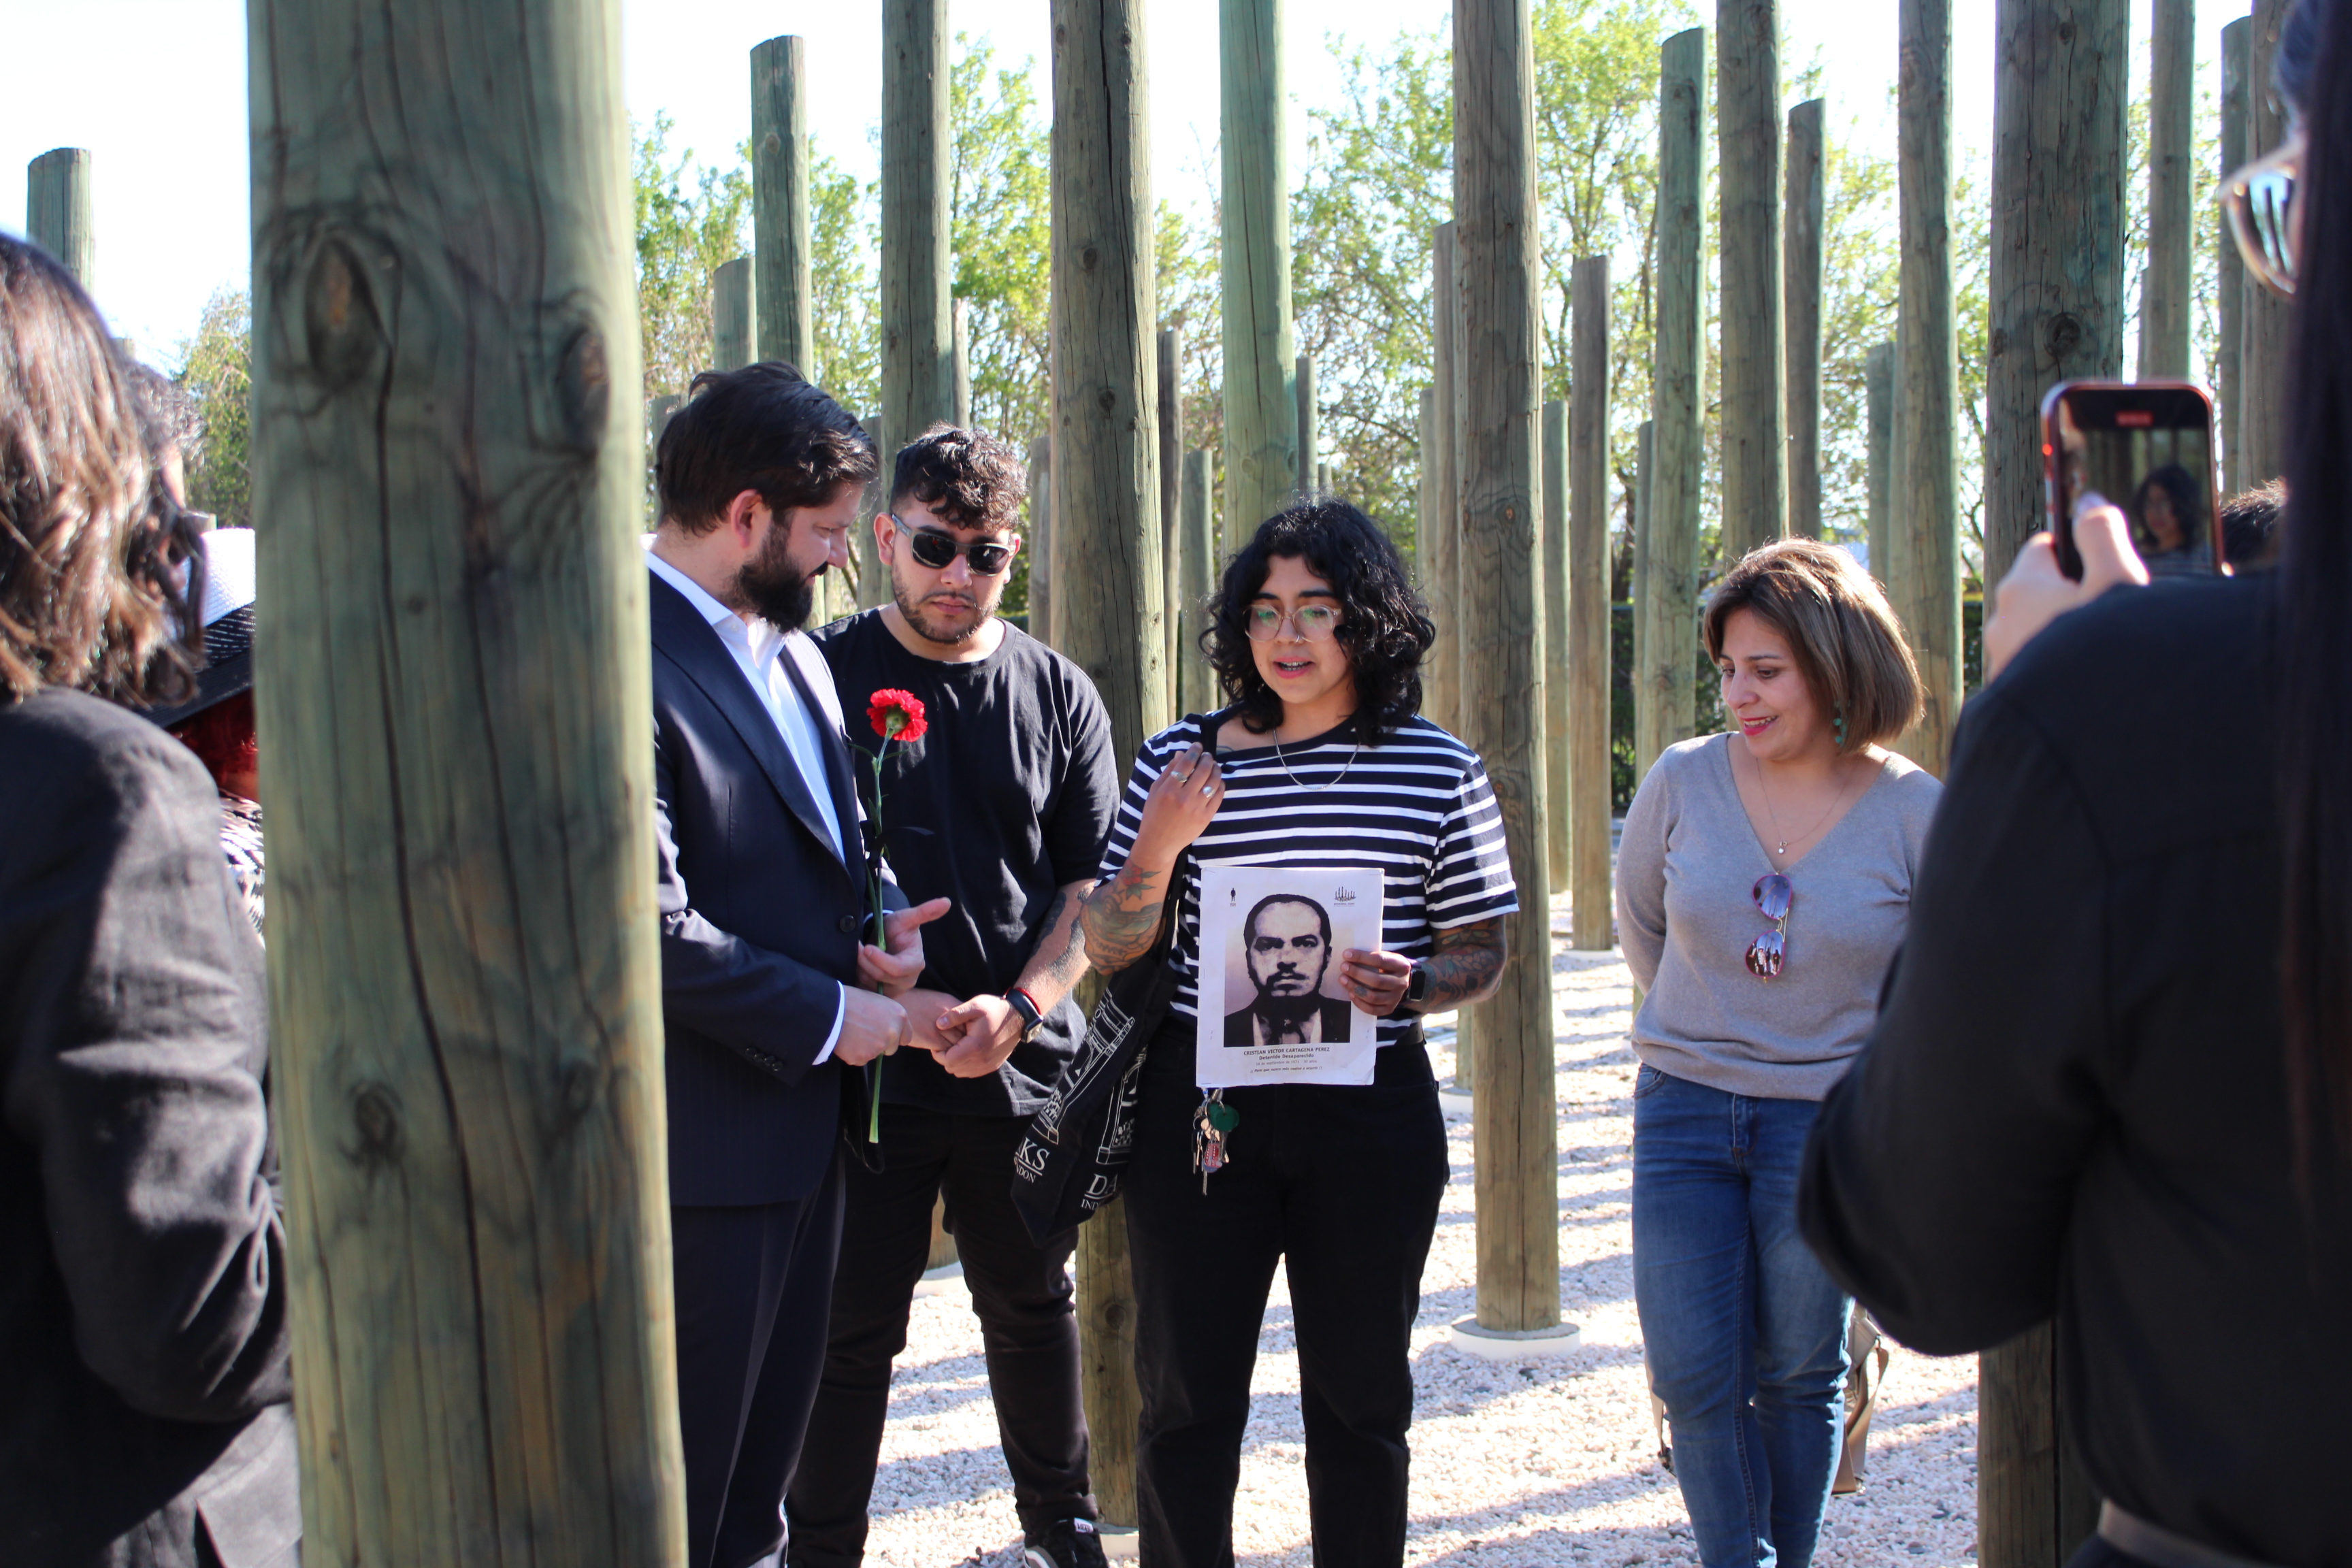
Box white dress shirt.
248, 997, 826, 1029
647, 546, 849, 1062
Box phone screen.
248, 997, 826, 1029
2042, 381, 2223, 579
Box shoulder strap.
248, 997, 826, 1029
1141, 707, 1238, 968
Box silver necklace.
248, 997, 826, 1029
1275, 734, 1361, 792
1753, 747, 1859, 858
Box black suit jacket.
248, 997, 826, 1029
1222, 998, 1356, 1048
651, 571, 891, 1205
0, 689, 297, 1568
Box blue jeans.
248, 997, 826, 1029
1631, 1064, 1850, 1568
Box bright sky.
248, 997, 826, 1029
0, 0, 2217, 371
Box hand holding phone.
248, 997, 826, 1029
1983, 502, 2151, 683
2042, 380, 2224, 580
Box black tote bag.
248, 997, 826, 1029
1011, 709, 1228, 1245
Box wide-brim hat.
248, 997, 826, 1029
148, 526, 255, 730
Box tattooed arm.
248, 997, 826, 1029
1337, 916, 1511, 1015
930, 879, 1099, 1077
1015, 880, 1096, 1012
1081, 740, 1228, 974
1080, 860, 1179, 975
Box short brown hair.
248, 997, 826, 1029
1702, 538, 1921, 751
656, 362, 877, 536
889, 424, 1028, 532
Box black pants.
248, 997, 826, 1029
673, 1151, 849, 1568
1124, 1024, 1450, 1568
785, 1103, 1094, 1565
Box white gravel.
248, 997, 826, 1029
856, 904, 1980, 1567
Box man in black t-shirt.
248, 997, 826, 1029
790, 426, 1119, 1568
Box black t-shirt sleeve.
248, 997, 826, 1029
1799, 685, 2114, 1354
1043, 668, 1121, 887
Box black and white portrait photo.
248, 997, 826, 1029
1196, 864, 1382, 1086
1224, 894, 1352, 1047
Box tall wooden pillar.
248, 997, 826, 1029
1162, 327, 1186, 706
1984, 0, 2127, 587
1028, 435, 1054, 644
1785, 99, 1825, 541
1867, 341, 1895, 585
1181, 447, 1215, 711
1541, 400, 1571, 892
1716, 0, 1786, 561
883, 0, 954, 451
1220, 0, 1298, 534
1631, 417, 1654, 735
2219, 18, 2250, 494
1568, 257, 1612, 951
2240, 0, 2292, 486
1427, 224, 1463, 732
2140, 0, 2195, 378
1296, 351, 1319, 495
26, 149, 95, 293
1455, 0, 1560, 1335
713, 257, 754, 370
1896, 0, 1963, 776
1416, 389, 1437, 583
1640, 28, 1705, 781
752, 35, 814, 374
1054, 0, 1163, 1525
858, 414, 891, 610
952, 297, 972, 427
248, 0, 684, 1558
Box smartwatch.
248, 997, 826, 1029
1004, 986, 1047, 1043
1399, 963, 1431, 1014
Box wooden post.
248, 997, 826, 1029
1867, 342, 1895, 585
712, 256, 754, 371
883, 0, 954, 448
2240, 0, 2292, 486
1161, 326, 1186, 708
1984, 0, 2127, 587
25, 148, 94, 292
1631, 417, 1654, 728
248, 0, 685, 1559
1896, 0, 1965, 777
1455, 0, 1560, 1336
1181, 447, 1215, 712
1318, 461, 1332, 493
1717, 0, 1786, 561
1640, 28, 1705, 782
857, 414, 891, 610
951, 297, 972, 427
2219, 18, 2249, 495
1541, 400, 1571, 894
1568, 258, 1610, 951
1426, 224, 1463, 732
1028, 435, 1054, 644
1785, 99, 1825, 541
1052, 0, 1162, 1526
1296, 351, 1319, 495
1220, 0, 1299, 533
2140, 0, 2195, 378
753, 35, 815, 373
1416, 389, 1436, 585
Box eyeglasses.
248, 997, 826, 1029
1245, 603, 1342, 642
2223, 132, 2301, 301
1746, 873, 1792, 980
889, 514, 1017, 576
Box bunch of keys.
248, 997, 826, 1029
1192, 1089, 1240, 1192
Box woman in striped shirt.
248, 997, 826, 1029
1081, 499, 1518, 1568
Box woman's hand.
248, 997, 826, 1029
1127, 743, 1225, 869
1339, 949, 1414, 1015
1982, 497, 2150, 684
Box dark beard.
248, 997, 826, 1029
890, 574, 994, 647
734, 534, 817, 631
1250, 987, 1323, 1024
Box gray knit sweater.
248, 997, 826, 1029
1616, 733, 1943, 1101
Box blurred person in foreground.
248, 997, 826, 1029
1797, 3, 2351, 1564
0, 235, 297, 1565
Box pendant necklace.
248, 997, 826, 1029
1275, 732, 1361, 792
1754, 749, 1858, 860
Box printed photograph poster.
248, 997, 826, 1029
1194, 864, 1384, 1088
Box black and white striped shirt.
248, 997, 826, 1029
1097, 713, 1520, 1045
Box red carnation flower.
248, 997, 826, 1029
867, 688, 928, 744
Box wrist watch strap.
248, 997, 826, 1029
1005, 986, 1046, 1041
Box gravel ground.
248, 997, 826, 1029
858, 903, 1980, 1567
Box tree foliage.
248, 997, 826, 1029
176, 287, 252, 529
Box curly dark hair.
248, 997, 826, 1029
891, 423, 1028, 530
1207, 500, 1433, 746
656, 361, 877, 534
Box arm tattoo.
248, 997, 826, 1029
1417, 917, 1509, 1012
1014, 880, 1096, 1011
1079, 861, 1175, 975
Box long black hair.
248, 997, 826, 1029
2278, 0, 2352, 1156
1205, 499, 1434, 747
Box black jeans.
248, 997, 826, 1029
785, 1102, 1093, 1565
1124, 1022, 1450, 1568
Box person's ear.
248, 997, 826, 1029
874, 512, 896, 564
724, 489, 766, 551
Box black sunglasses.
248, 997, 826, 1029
890, 514, 1017, 576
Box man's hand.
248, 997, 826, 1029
858, 896, 951, 998
1982, 497, 2149, 684
895, 987, 965, 1056
834, 986, 918, 1066
932, 993, 1027, 1079
1338, 948, 1414, 1015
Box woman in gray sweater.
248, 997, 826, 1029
1615, 539, 1942, 1568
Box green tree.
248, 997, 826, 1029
176, 287, 252, 529
634, 112, 753, 413
808, 148, 881, 417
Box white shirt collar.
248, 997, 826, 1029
645, 543, 782, 663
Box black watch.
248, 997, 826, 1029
1004, 987, 1046, 1043
1399, 963, 1431, 1014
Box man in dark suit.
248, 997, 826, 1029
1223, 894, 1352, 1047
648, 363, 949, 1568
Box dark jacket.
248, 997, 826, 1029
0, 689, 297, 1568
1223, 998, 1354, 1048
651, 572, 892, 1205
1799, 576, 2352, 1567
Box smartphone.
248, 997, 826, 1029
2041, 380, 2225, 580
